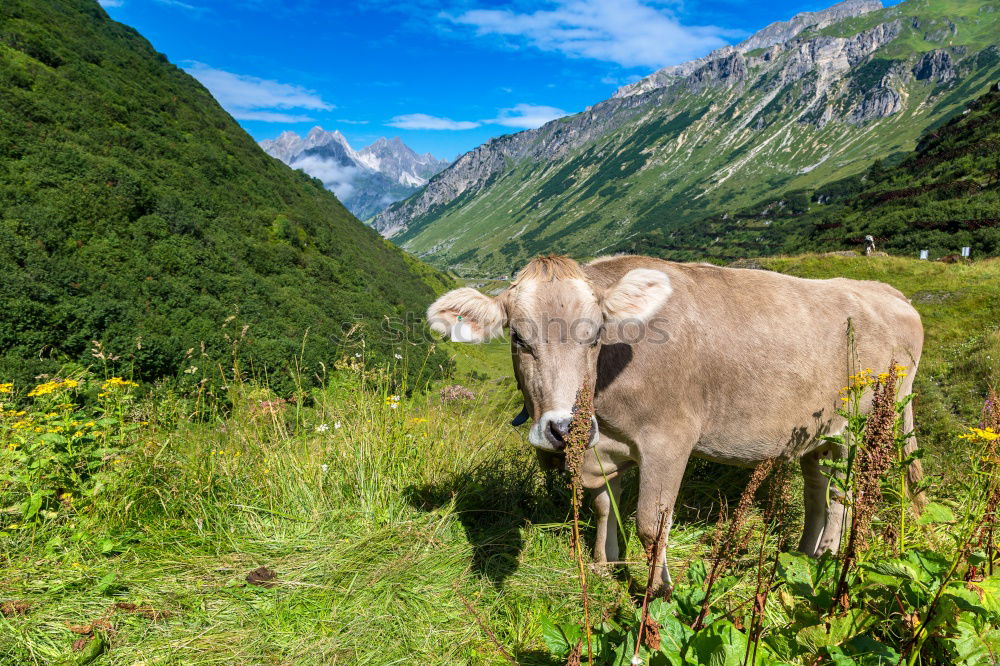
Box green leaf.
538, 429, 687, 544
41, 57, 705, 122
905, 548, 952, 582
647, 601, 693, 655
777, 551, 836, 609
917, 502, 956, 525
22, 492, 44, 520
862, 559, 920, 582
947, 617, 1000, 664
539, 615, 580, 658
94, 572, 118, 595
686, 559, 707, 587
796, 610, 874, 653
688, 620, 749, 666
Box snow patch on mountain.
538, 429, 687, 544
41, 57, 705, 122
260, 128, 449, 219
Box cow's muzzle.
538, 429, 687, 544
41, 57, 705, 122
528, 410, 599, 452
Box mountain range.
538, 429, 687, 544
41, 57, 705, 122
372, 0, 1000, 273
260, 129, 449, 220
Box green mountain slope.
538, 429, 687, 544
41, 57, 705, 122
0, 0, 449, 388
375, 0, 1000, 274
622, 86, 1000, 261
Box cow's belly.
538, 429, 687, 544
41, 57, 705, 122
692, 408, 843, 466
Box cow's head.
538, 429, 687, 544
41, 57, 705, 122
427, 255, 672, 453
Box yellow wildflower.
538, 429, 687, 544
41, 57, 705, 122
103, 377, 138, 389
0, 383, 12, 394
961, 427, 1000, 442
28, 381, 60, 397
61, 379, 79, 389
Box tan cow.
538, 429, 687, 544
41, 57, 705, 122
427, 254, 924, 594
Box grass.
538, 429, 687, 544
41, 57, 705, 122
1, 254, 997, 664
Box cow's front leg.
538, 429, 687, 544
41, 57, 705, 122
636, 453, 689, 596
590, 474, 622, 568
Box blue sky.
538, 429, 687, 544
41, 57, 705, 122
99, 0, 901, 160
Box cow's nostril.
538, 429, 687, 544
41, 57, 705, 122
547, 420, 568, 447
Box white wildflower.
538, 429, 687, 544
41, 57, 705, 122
315, 423, 329, 433
334, 421, 342, 430
394, 353, 402, 360
321, 464, 328, 473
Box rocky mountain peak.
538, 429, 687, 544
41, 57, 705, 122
260, 129, 449, 219
614, 0, 883, 99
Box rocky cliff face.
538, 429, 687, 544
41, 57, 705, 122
373, 0, 1000, 272
610, 0, 883, 99
260, 129, 448, 219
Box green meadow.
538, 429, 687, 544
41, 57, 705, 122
2, 254, 998, 665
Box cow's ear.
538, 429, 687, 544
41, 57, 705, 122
601, 268, 673, 323
427, 288, 506, 343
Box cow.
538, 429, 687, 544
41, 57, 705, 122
427, 254, 924, 594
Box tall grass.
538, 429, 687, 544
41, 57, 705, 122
1, 353, 649, 664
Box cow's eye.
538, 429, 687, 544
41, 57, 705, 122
511, 330, 529, 350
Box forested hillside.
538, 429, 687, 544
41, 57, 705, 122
622, 87, 1000, 261
0, 0, 450, 388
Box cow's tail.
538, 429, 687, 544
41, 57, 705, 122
903, 399, 927, 511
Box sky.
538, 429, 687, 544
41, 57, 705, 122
99, 0, 902, 161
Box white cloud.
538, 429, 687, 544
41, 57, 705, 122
155, 0, 201, 10
491, 103, 567, 129
384, 105, 567, 132
387, 113, 480, 130
446, 0, 741, 69
185, 62, 333, 123
338, 119, 370, 125
289, 156, 361, 201
232, 110, 317, 123
98, 0, 123, 6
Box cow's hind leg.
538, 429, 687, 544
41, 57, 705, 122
799, 443, 848, 556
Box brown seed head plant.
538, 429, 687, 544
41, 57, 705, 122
744, 460, 795, 665
982, 387, 999, 435
967, 389, 1000, 581
834, 360, 898, 612
565, 378, 594, 664
693, 458, 775, 631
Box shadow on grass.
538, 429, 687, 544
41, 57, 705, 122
513, 649, 564, 665
406, 449, 798, 589
405, 454, 571, 587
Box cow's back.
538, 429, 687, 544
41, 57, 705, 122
586, 256, 923, 465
